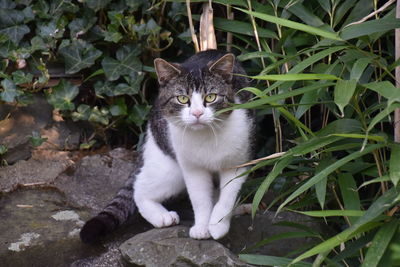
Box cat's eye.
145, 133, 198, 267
205, 93, 217, 103
177, 95, 189, 104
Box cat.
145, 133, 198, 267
80, 50, 254, 243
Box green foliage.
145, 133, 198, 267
211, 1, 400, 266
0, 0, 174, 144
1, 0, 400, 266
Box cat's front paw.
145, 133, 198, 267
189, 224, 211, 239
151, 211, 180, 228
208, 220, 230, 239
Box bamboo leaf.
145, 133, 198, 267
362, 220, 399, 267
252, 157, 292, 217
235, 8, 343, 41
251, 73, 340, 81
338, 173, 361, 225
341, 17, 400, 40
239, 254, 312, 267
367, 103, 400, 132
363, 81, 400, 107
278, 144, 386, 213
389, 144, 400, 186
350, 58, 371, 81
358, 175, 390, 189
292, 209, 365, 217
292, 187, 400, 264
334, 79, 357, 116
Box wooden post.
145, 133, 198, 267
396, 1, 400, 142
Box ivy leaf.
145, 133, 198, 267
68, 10, 97, 39
0, 40, 16, 58
115, 72, 144, 95
101, 45, 142, 81
86, 0, 111, 11
104, 30, 123, 43
0, 144, 7, 155
37, 20, 65, 40
49, 0, 78, 16
0, 0, 16, 9
0, 9, 30, 44
89, 106, 109, 125
94, 80, 114, 97
125, 0, 147, 11
71, 104, 91, 121
22, 6, 35, 23
128, 104, 151, 127
46, 79, 79, 110
0, 78, 18, 102
79, 140, 96, 150
12, 70, 33, 85
30, 36, 47, 52
29, 131, 47, 147
109, 98, 127, 116
59, 40, 102, 74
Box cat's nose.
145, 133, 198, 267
191, 109, 204, 119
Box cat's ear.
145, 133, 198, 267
208, 53, 235, 82
154, 58, 181, 85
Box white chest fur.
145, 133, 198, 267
169, 109, 251, 170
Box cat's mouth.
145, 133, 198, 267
188, 121, 207, 130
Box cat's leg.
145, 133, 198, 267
181, 164, 214, 239
134, 157, 185, 228
209, 168, 247, 239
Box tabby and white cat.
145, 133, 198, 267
80, 50, 254, 243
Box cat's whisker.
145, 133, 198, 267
208, 123, 218, 148
181, 124, 188, 146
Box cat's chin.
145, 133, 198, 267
187, 123, 208, 130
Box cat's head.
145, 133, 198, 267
154, 53, 236, 130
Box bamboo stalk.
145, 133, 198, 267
186, 0, 200, 53
396, 0, 400, 142
199, 1, 217, 51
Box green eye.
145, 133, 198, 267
205, 93, 217, 103
177, 95, 189, 104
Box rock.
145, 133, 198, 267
0, 188, 102, 266
0, 150, 74, 192
119, 226, 252, 267
54, 148, 137, 213
220, 211, 321, 256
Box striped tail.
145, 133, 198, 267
80, 173, 137, 244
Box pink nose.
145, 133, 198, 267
191, 109, 204, 119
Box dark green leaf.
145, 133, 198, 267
239, 254, 311, 267
362, 220, 399, 267
390, 144, 400, 186
334, 79, 357, 116
128, 104, 150, 127
46, 79, 79, 110
71, 104, 91, 121
29, 131, 47, 147
102, 45, 142, 81
278, 144, 386, 213
88, 106, 109, 125
0, 78, 18, 102
12, 70, 33, 85
109, 98, 127, 116
0, 144, 7, 155
341, 17, 400, 40
59, 40, 102, 74
213, 16, 277, 39
85, 0, 111, 11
